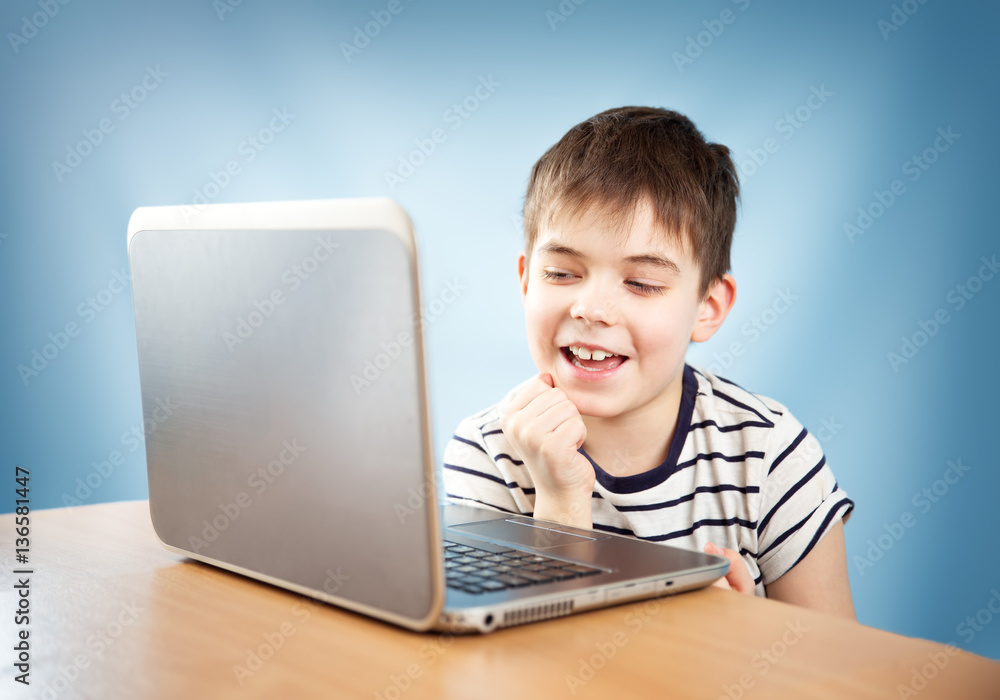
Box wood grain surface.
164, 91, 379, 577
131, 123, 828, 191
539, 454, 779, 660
1, 500, 997, 699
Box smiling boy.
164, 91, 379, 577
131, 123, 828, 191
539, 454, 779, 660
443, 107, 855, 617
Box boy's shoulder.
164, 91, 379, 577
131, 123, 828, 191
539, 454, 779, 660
451, 402, 504, 445
683, 364, 820, 458
686, 363, 792, 428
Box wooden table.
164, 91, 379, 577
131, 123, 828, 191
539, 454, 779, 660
1, 501, 997, 699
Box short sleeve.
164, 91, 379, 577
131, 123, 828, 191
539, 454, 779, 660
441, 413, 527, 515
755, 412, 854, 585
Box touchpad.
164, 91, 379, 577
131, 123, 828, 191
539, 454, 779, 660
450, 518, 611, 549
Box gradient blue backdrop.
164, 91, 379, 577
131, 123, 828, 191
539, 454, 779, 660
2, 0, 998, 661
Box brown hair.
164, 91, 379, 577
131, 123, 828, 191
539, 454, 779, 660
522, 106, 739, 297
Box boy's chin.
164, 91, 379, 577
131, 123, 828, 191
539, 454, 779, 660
561, 391, 622, 419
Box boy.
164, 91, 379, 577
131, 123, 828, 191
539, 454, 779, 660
443, 107, 855, 618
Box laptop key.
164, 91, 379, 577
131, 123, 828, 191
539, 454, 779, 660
502, 551, 534, 559
493, 574, 532, 588
477, 580, 507, 592
522, 563, 552, 572
524, 555, 564, 565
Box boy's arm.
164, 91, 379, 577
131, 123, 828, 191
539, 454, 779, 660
442, 418, 525, 515
756, 412, 855, 613
764, 519, 856, 619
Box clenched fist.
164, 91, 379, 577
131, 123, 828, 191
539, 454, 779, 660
499, 373, 595, 528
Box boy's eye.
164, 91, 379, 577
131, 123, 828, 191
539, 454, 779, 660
626, 280, 666, 295
541, 269, 574, 281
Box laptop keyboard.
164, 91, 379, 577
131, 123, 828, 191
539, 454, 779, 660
443, 540, 602, 595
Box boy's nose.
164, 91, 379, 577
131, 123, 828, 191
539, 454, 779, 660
570, 284, 618, 326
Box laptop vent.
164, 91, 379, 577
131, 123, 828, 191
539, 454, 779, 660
501, 600, 575, 628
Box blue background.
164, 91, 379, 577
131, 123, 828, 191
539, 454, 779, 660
2, 0, 998, 660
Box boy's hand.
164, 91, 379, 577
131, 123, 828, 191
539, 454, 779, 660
704, 542, 755, 595
499, 373, 595, 528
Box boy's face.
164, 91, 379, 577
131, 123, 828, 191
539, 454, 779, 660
519, 200, 732, 421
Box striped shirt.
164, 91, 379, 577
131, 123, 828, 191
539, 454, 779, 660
442, 364, 854, 596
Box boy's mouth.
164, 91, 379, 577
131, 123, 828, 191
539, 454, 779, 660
561, 345, 629, 372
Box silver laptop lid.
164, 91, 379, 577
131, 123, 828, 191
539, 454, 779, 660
127, 198, 444, 630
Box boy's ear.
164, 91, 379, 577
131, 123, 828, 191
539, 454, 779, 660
517, 251, 529, 303
691, 273, 737, 343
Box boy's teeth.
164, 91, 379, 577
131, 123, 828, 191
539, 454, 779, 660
568, 345, 614, 361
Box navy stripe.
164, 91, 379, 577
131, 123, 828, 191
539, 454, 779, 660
591, 522, 636, 537
443, 463, 506, 486
690, 366, 710, 381
615, 484, 760, 512
788, 498, 854, 570
758, 456, 826, 534
451, 435, 487, 454
768, 428, 807, 475
675, 451, 765, 472
644, 516, 757, 542
482, 428, 503, 437
712, 373, 756, 393
442, 463, 534, 493
709, 389, 775, 427
589, 365, 697, 494
689, 419, 773, 433
696, 369, 785, 418
758, 506, 815, 558
754, 573, 763, 586
494, 452, 524, 466
444, 494, 518, 514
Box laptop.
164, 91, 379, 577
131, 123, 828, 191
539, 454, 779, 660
126, 197, 728, 633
